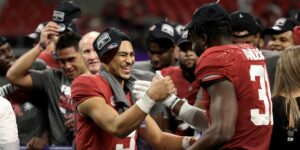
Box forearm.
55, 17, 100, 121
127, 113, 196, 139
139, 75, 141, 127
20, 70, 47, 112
106, 76, 174, 137
92, 94, 155, 138
188, 80, 237, 150
110, 105, 148, 138
6, 44, 41, 86
164, 95, 209, 131
187, 126, 229, 150
111, 93, 157, 137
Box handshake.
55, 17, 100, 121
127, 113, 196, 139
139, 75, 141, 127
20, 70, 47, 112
134, 71, 209, 132
133, 71, 181, 113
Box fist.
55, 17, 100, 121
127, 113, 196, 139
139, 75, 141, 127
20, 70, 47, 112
146, 76, 175, 102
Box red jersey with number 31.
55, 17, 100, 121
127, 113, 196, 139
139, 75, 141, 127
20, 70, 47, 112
72, 74, 137, 150
195, 44, 273, 149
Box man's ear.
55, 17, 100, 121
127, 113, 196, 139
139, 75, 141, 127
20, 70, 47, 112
198, 33, 207, 49
199, 33, 207, 46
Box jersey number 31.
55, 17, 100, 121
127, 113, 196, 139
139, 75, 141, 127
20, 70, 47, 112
250, 65, 273, 126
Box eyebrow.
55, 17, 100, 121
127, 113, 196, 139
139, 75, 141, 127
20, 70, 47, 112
118, 51, 135, 54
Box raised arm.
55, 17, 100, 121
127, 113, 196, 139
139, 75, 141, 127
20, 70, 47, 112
6, 22, 59, 88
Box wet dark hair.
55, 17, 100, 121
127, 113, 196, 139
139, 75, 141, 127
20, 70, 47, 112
56, 31, 81, 52
188, 20, 232, 42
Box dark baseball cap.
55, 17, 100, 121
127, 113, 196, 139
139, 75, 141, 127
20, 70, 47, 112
177, 30, 190, 45
148, 21, 176, 43
230, 11, 258, 37
0, 36, 8, 46
255, 18, 265, 33
28, 21, 79, 42
93, 27, 131, 59
66, 21, 80, 33
173, 23, 184, 43
52, 0, 81, 32
183, 3, 230, 31
264, 18, 299, 35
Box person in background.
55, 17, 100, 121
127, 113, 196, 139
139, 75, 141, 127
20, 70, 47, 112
0, 36, 49, 150
161, 30, 200, 135
270, 45, 300, 149
229, 10, 280, 91
7, 21, 89, 146
134, 20, 178, 72
7, 0, 84, 146
133, 20, 179, 149
264, 17, 299, 51
230, 10, 261, 46
161, 30, 199, 105
27, 1, 82, 69
0, 36, 15, 83
0, 96, 19, 150
79, 31, 101, 74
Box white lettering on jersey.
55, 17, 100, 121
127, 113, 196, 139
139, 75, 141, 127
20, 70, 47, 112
23, 102, 34, 111
249, 65, 273, 125
59, 84, 73, 114
116, 130, 136, 150
0, 84, 18, 97
61, 85, 71, 96
242, 48, 265, 61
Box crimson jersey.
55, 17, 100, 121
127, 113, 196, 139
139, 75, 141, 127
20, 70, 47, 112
161, 66, 199, 105
195, 44, 273, 149
72, 74, 137, 150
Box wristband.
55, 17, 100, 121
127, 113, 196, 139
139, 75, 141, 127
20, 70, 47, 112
136, 93, 156, 113
179, 102, 208, 131
162, 94, 180, 110
39, 42, 47, 51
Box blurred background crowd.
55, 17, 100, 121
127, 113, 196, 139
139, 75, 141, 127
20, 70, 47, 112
0, 0, 300, 58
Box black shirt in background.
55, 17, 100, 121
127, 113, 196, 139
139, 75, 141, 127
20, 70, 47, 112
270, 96, 300, 149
